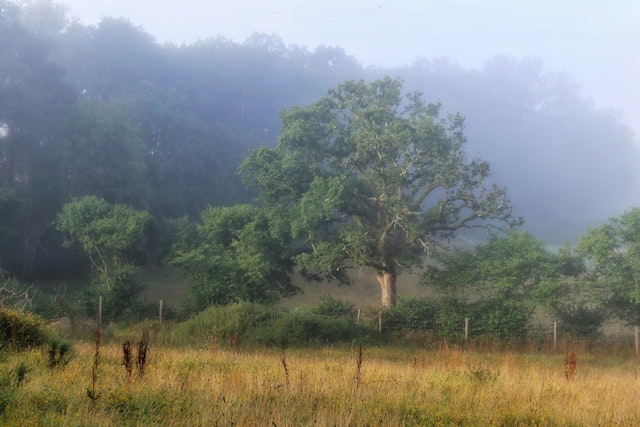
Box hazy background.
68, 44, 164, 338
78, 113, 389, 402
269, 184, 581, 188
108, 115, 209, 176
61, 0, 640, 143
2, 0, 639, 309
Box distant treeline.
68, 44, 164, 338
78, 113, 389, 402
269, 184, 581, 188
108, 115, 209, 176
0, 0, 637, 279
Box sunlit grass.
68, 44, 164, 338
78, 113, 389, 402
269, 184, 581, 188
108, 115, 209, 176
2, 338, 640, 425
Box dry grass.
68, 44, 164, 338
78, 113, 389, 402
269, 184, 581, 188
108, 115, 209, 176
2, 341, 640, 425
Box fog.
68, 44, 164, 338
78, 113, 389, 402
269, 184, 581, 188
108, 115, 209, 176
59, 0, 640, 242
2, 0, 638, 283
62, 0, 640, 142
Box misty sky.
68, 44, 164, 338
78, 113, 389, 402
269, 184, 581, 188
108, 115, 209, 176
62, 0, 640, 141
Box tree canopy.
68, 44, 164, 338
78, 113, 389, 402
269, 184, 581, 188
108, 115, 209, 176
56, 196, 151, 318
577, 208, 640, 325
170, 205, 298, 311
425, 231, 584, 337
241, 77, 520, 307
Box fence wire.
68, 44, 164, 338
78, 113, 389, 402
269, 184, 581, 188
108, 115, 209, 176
353, 309, 640, 355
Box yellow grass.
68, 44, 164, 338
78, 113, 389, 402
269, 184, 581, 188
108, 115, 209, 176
2, 340, 640, 425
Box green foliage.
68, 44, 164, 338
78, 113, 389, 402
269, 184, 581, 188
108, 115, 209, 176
436, 297, 469, 340
0, 307, 49, 349
63, 99, 147, 204
556, 305, 605, 339
470, 300, 530, 339
0, 0, 636, 294
309, 293, 357, 318
427, 231, 580, 338
247, 312, 372, 347
155, 216, 195, 264
47, 337, 72, 368
383, 296, 439, 332
14, 362, 31, 387
56, 196, 152, 319
240, 77, 518, 307
0, 0, 77, 277
0, 0, 633, 312
577, 207, 640, 325
56, 196, 151, 263
550, 273, 606, 339
170, 302, 284, 346
170, 302, 373, 347
171, 205, 297, 310
79, 281, 144, 322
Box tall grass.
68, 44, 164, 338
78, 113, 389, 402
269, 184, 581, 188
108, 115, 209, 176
2, 341, 640, 425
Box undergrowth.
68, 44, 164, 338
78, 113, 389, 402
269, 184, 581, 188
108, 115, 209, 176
169, 302, 376, 348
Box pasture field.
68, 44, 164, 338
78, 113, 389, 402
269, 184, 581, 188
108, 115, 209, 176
2, 335, 640, 426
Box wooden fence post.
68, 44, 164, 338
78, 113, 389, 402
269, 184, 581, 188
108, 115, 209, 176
553, 321, 557, 352
159, 299, 163, 325
464, 317, 469, 341
635, 326, 638, 356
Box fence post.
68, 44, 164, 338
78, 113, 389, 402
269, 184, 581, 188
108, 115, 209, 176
464, 317, 469, 341
98, 295, 102, 330
356, 309, 361, 323
159, 299, 163, 325
635, 326, 638, 356
379, 311, 382, 333
553, 321, 557, 352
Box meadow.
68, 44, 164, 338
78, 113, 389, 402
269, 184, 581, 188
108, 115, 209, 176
2, 327, 640, 426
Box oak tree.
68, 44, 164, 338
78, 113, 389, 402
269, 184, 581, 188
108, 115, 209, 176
241, 77, 519, 308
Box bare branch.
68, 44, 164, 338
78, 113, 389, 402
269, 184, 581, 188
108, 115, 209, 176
0, 281, 34, 310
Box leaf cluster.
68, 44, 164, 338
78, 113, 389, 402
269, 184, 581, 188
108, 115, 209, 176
426, 231, 585, 336
577, 207, 640, 325
171, 205, 298, 310
55, 196, 151, 319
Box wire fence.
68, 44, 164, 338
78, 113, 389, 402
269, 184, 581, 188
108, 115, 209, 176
86, 296, 640, 355
355, 308, 640, 355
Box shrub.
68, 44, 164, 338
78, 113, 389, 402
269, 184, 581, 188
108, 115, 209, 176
309, 294, 357, 319
436, 298, 469, 340
557, 306, 605, 339
171, 302, 375, 348
246, 312, 372, 347
383, 296, 439, 332
47, 337, 73, 368
170, 302, 283, 346
0, 307, 49, 349
79, 280, 144, 323
472, 300, 530, 339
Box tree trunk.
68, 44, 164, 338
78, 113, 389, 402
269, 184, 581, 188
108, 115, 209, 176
377, 271, 397, 308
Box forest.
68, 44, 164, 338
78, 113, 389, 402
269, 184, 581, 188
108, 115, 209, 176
2, 0, 640, 339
